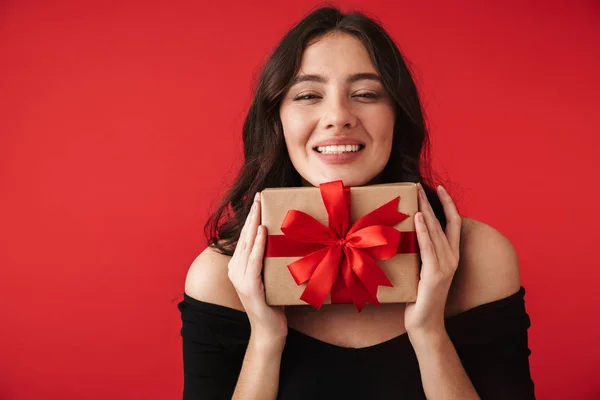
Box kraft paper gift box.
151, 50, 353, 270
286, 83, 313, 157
260, 180, 420, 311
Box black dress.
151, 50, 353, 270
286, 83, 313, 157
178, 286, 535, 399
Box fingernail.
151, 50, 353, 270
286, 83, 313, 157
438, 185, 446, 195
254, 192, 260, 201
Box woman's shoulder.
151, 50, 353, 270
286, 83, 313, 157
446, 217, 522, 317
184, 244, 246, 313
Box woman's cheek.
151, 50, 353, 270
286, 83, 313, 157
290, 113, 315, 145
368, 109, 395, 143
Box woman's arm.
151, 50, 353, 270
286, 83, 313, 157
227, 193, 288, 398
184, 193, 287, 399
232, 335, 285, 399
409, 330, 479, 399
183, 247, 286, 400
409, 307, 536, 400
405, 185, 535, 399
404, 185, 480, 398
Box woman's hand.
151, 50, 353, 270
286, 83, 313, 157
227, 192, 288, 343
404, 183, 462, 338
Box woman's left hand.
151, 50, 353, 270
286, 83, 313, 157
404, 183, 462, 338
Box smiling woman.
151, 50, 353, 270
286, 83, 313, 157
279, 33, 395, 187
179, 6, 535, 400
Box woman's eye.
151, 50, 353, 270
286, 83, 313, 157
292, 92, 380, 101
355, 92, 379, 99
293, 94, 319, 101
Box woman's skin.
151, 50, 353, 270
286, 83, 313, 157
188, 30, 520, 399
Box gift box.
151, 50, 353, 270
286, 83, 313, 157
260, 180, 420, 311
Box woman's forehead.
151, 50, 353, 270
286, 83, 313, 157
297, 36, 378, 82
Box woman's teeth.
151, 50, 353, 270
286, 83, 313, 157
315, 144, 362, 154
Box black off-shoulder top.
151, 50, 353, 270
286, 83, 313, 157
178, 286, 535, 399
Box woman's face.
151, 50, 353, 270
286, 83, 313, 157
279, 32, 395, 187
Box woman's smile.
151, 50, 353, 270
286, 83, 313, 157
312, 143, 366, 165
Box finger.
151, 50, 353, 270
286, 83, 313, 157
246, 224, 267, 280
233, 202, 253, 262
437, 185, 462, 258
231, 205, 254, 266
237, 195, 261, 274
417, 183, 447, 262
229, 211, 252, 283
416, 212, 439, 271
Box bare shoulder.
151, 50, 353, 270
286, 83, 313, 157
446, 217, 522, 315
184, 245, 246, 312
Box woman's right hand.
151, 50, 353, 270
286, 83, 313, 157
227, 192, 288, 344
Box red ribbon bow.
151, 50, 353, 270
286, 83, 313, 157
276, 180, 410, 312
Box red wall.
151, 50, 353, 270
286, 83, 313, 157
1, 1, 599, 398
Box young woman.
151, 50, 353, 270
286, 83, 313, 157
178, 6, 535, 399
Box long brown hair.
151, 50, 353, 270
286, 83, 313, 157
205, 6, 458, 256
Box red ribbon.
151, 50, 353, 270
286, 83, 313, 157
265, 180, 417, 312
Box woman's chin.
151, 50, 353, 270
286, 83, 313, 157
302, 174, 378, 188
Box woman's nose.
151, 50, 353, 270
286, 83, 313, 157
323, 97, 357, 130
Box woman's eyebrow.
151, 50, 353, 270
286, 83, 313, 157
290, 72, 382, 87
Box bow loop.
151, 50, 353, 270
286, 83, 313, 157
281, 210, 338, 244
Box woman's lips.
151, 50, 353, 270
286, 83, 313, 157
312, 147, 365, 165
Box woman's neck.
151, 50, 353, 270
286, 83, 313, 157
300, 172, 386, 188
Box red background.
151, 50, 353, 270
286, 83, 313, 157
1, 1, 599, 399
